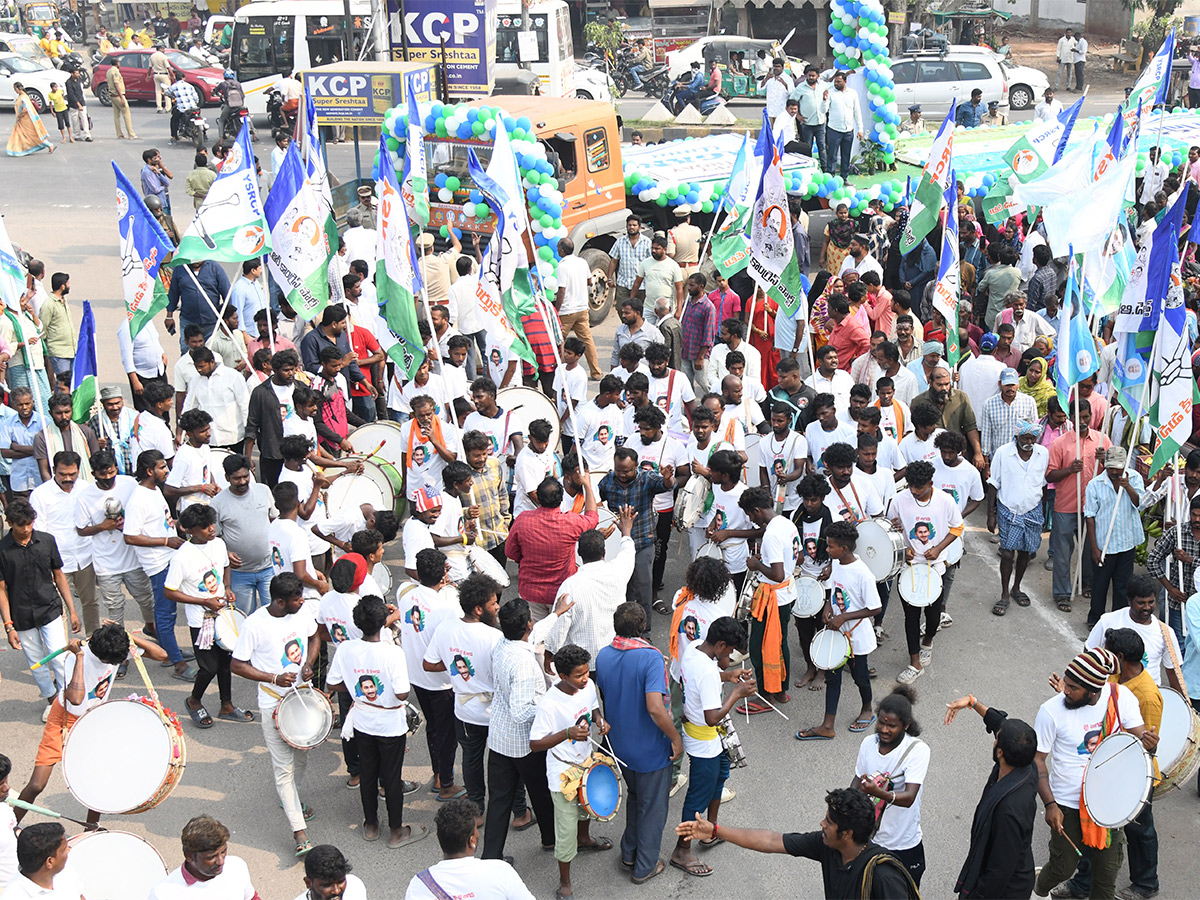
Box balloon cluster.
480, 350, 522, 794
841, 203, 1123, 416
788, 168, 907, 212
624, 167, 722, 214
826, 0, 900, 167
373, 102, 568, 296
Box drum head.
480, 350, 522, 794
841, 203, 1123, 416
275, 687, 333, 750
577, 509, 621, 565
897, 565, 942, 608
346, 422, 407, 469
810, 629, 850, 671
213, 606, 246, 652
1156, 688, 1197, 774
857, 518, 904, 581
941, 537, 964, 566
66, 831, 167, 900
358, 460, 405, 516
793, 576, 827, 618
579, 761, 621, 821
468, 544, 511, 587
63, 700, 174, 814
372, 563, 392, 595
327, 473, 387, 520
744, 434, 761, 487
1082, 732, 1153, 828
499, 386, 561, 451
696, 541, 722, 560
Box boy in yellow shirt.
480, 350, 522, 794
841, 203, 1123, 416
47, 82, 70, 143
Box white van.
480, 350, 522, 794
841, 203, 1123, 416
494, 0, 574, 98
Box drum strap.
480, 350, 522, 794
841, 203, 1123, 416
833, 481, 865, 523
415, 870, 454, 900
1161, 619, 1188, 698
126, 635, 171, 728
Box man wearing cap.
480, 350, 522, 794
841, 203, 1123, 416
351, 185, 377, 230
988, 421, 1049, 614
402, 487, 442, 580
89, 387, 138, 477
837, 234, 883, 281
1033, 648, 1158, 900
417, 230, 464, 306
980, 368, 1038, 463
667, 209, 702, 281
956, 89, 986, 128
981, 100, 1007, 127
913, 365, 985, 470
958, 333, 1006, 418
1082, 446, 1144, 628
906, 341, 947, 395
1045, 396, 1111, 614
899, 104, 925, 136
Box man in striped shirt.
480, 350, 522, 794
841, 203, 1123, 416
607, 216, 652, 316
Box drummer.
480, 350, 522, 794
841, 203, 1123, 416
14, 623, 167, 824
702, 450, 759, 602
431, 462, 480, 584
402, 487, 442, 580
400, 395, 460, 504
164, 504, 254, 729
930, 431, 983, 630
821, 442, 884, 525
795, 521, 879, 742
792, 474, 834, 693
286, 387, 366, 475
1033, 648, 1158, 900
1054, 628, 1163, 900
230, 572, 321, 857
147, 815, 259, 900
759, 406, 809, 517
463, 377, 525, 485
887, 460, 963, 686
529, 644, 612, 899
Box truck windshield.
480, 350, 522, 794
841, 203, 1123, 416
427, 140, 495, 191
495, 14, 548, 64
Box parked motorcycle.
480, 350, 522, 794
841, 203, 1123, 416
179, 107, 209, 151
59, 9, 84, 43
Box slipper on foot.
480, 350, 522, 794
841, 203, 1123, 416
631, 860, 665, 885
436, 788, 467, 802
669, 858, 713, 877
217, 707, 254, 722
849, 715, 876, 733
294, 841, 313, 857
512, 815, 537, 832
795, 729, 834, 741
187, 703, 213, 728
388, 823, 430, 850
578, 836, 612, 852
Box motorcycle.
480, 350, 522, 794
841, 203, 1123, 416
609, 48, 670, 98
59, 9, 84, 43
265, 84, 295, 134
663, 78, 726, 116
179, 107, 209, 151
54, 52, 85, 73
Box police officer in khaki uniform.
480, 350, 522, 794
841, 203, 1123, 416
416, 231, 463, 306
667, 208, 702, 291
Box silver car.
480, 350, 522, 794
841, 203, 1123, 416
890, 46, 1049, 116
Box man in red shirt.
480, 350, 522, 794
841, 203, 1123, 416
826, 293, 870, 371
505, 471, 600, 622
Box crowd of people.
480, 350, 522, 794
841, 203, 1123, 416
2, 82, 1200, 900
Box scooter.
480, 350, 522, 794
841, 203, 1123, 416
265, 85, 295, 134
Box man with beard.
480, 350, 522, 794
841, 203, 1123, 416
708, 317, 762, 392
838, 234, 884, 281
765, 357, 817, 432
646, 343, 697, 441
680, 273, 718, 395
943, 695, 1038, 900
148, 815, 259, 900
913, 367, 985, 471
1032, 649, 1158, 900
821, 442, 883, 526
760, 407, 808, 516
810, 345, 854, 417
629, 236, 683, 327
628, 406, 687, 606
825, 295, 870, 371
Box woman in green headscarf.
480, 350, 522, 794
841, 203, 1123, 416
1019, 356, 1056, 417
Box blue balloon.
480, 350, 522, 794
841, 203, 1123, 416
457, 122, 472, 139
516, 116, 533, 131
503, 116, 516, 131
470, 190, 483, 203
431, 104, 443, 118
466, 108, 478, 122
982, 174, 995, 187
689, 182, 700, 193
686, 191, 699, 203
424, 115, 436, 132
451, 227, 462, 239
435, 173, 447, 188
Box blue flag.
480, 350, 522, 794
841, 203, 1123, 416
70, 300, 97, 424
1053, 95, 1085, 163
1055, 248, 1100, 414
113, 162, 174, 339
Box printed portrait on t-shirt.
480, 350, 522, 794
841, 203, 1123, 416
1077, 727, 1102, 756
838, 505, 855, 523
804, 537, 819, 562
833, 586, 849, 614
89, 676, 111, 701
201, 569, 220, 595
452, 653, 475, 682
411, 446, 428, 467
405, 605, 425, 632
489, 348, 503, 370
772, 457, 786, 478
595, 425, 611, 446
330, 623, 348, 644
356, 674, 381, 702
911, 521, 934, 545
942, 483, 960, 506
282, 639, 303, 667
681, 615, 699, 642
271, 546, 284, 570
791, 535, 802, 569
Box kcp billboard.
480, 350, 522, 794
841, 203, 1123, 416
388, 0, 497, 97
303, 62, 437, 127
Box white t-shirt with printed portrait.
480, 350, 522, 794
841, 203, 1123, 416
829, 557, 879, 656
805, 420, 858, 473
423, 618, 502, 726
572, 399, 624, 472
855, 733, 930, 851
669, 591, 734, 681
706, 481, 750, 574
760, 514, 800, 605
399, 417, 458, 502
277, 465, 331, 556
61, 645, 121, 715
317, 590, 362, 646
396, 583, 458, 691
887, 488, 964, 574
932, 457, 985, 515
326, 638, 410, 737
630, 433, 686, 513
268, 517, 318, 594
761, 431, 809, 512
232, 605, 318, 710
648, 370, 696, 437
163, 537, 229, 628
530, 681, 599, 786
823, 471, 884, 524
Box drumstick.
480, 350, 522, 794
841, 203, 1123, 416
366, 439, 387, 460
5, 796, 98, 829
1060, 829, 1083, 857
590, 736, 627, 769
740, 662, 750, 724
753, 691, 791, 721
30, 645, 69, 671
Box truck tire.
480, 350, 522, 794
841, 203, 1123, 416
581, 247, 613, 327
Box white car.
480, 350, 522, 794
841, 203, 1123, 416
0, 50, 62, 112
574, 65, 613, 103
891, 47, 1049, 115
0, 32, 53, 69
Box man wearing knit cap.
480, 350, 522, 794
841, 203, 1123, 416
1033, 648, 1159, 899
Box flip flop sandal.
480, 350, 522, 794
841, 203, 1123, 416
652, 599, 671, 615
302, 804, 315, 821
1012, 590, 1031, 607
187, 703, 214, 729
388, 823, 430, 850
849, 715, 876, 733
631, 860, 666, 885
217, 707, 254, 722
436, 788, 468, 802
734, 699, 771, 715
361, 824, 379, 842
621, 859, 635, 870
171, 664, 198, 683
795, 729, 834, 741
512, 814, 538, 832
294, 840, 313, 857
993, 596, 1010, 616
669, 858, 713, 877
1056, 597, 1072, 613
699, 836, 724, 847
579, 836, 612, 852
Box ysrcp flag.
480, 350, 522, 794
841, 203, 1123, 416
932, 178, 961, 366
401, 72, 430, 227
113, 162, 174, 338
265, 142, 331, 322
1054, 249, 1099, 414
1002, 95, 1083, 183
1148, 185, 1193, 475
900, 99, 955, 255
748, 109, 793, 288
173, 120, 271, 265
375, 137, 426, 380
1122, 28, 1175, 125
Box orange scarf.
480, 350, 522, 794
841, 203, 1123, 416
750, 578, 790, 693
407, 415, 444, 470
668, 587, 696, 663
1080, 689, 1122, 849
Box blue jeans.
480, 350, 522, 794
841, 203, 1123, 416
230, 565, 272, 615
351, 394, 377, 424
629, 64, 646, 88
150, 566, 184, 663
1066, 799, 1157, 896
800, 122, 827, 171
1051, 510, 1093, 600
620, 764, 672, 879
682, 752, 729, 825
827, 128, 854, 178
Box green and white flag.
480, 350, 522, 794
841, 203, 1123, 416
401, 74, 430, 227
375, 136, 426, 380
710, 203, 752, 278
173, 122, 271, 265
264, 143, 332, 322
113, 163, 174, 338
899, 99, 956, 256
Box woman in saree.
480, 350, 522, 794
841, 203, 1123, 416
807, 272, 841, 353
748, 287, 781, 390
7, 83, 54, 157
820, 203, 855, 274
1019, 356, 1056, 417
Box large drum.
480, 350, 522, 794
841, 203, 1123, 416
345, 421, 406, 468
576, 508, 624, 565
674, 476, 710, 532
326, 470, 388, 522
857, 517, 907, 582
1082, 732, 1154, 828
793, 575, 827, 618
1154, 687, 1200, 797
941, 536, 964, 567
695, 541, 723, 560
897, 565, 943, 608
65, 831, 167, 900
371, 563, 393, 597
498, 385, 560, 450
467, 544, 510, 587
274, 684, 334, 750
62, 697, 186, 814
577, 758, 621, 822
357, 458, 407, 518
810, 628, 851, 671
212, 606, 246, 652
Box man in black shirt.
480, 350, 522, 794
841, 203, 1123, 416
766, 356, 817, 433
0, 497, 79, 718
675, 787, 915, 899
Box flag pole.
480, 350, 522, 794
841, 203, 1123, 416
258, 265, 275, 354
180, 265, 254, 372
1073, 395, 1084, 605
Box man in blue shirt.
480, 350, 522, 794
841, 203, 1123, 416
229, 259, 266, 333
166, 259, 231, 352
595, 601, 681, 884
2, 386, 42, 495
139, 148, 173, 215
956, 89, 985, 128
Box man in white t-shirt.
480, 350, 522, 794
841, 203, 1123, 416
1085, 575, 1184, 691
553, 338, 589, 441
646, 343, 696, 442
571, 376, 624, 474
930, 430, 983, 629
1033, 648, 1158, 900
555, 239, 603, 380
512, 419, 559, 519
822, 441, 884, 525
399, 395, 459, 503
231, 571, 320, 855
759, 407, 809, 515
147, 815, 256, 900
402, 488, 441, 579
805, 394, 858, 474
404, 800, 535, 900
703, 450, 759, 599
291, 844, 369, 900
853, 693, 930, 863
29, 451, 97, 634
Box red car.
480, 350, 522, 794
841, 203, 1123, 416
91, 48, 224, 106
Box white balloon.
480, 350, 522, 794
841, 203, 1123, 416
438, 188, 452, 202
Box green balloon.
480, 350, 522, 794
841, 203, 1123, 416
655, 195, 668, 207
472, 203, 487, 218
513, 128, 526, 139
540, 214, 553, 228
666, 187, 679, 199
435, 121, 448, 137
538, 246, 553, 260
701, 200, 713, 212
472, 121, 485, 136
445, 176, 461, 191
439, 225, 449, 237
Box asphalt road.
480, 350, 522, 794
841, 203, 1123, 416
0, 97, 1198, 900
